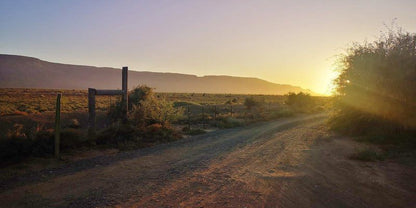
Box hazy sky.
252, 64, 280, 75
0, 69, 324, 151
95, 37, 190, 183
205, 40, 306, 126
1, 0, 416, 95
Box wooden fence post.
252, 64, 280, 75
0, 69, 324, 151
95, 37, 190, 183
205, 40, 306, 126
88, 88, 96, 139
87, 66, 128, 137
55, 93, 61, 158
230, 104, 233, 117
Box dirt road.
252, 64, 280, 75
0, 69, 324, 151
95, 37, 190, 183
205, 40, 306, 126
1, 114, 415, 208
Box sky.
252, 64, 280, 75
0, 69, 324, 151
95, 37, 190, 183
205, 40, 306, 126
1, 0, 416, 95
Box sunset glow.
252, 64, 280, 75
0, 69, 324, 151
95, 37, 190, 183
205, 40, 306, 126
1, 0, 415, 95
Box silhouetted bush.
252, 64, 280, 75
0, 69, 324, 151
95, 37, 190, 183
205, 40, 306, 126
330, 27, 416, 144
285, 92, 314, 112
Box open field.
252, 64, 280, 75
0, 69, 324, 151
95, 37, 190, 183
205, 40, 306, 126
1, 114, 415, 207
0, 88, 309, 115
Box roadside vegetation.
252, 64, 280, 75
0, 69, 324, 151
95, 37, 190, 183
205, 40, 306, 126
0, 86, 329, 165
330, 27, 416, 161
97, 86, 183, 149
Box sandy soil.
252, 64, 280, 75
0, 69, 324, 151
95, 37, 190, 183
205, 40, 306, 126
0, 114, 415, 208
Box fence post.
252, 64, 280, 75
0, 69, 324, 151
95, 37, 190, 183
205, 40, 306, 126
55, 93, 61, 158
88, 88, 96, 139
230, 104, 233, 117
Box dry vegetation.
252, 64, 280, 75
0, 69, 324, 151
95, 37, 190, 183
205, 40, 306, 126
0, 87, 329, 165
330, 28, 416, 161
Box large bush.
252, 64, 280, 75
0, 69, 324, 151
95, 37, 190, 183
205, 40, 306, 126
331, 28, 416, 138
102, 85, 183, 146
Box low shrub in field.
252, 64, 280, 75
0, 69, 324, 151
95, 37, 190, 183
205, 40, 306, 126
244, 97, 264, 111
285, 92, 314, 113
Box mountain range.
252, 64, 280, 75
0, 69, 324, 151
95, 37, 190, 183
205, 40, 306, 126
0, 54, 317, 95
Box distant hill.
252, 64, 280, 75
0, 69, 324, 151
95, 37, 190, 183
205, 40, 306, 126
0, 54, 317, 95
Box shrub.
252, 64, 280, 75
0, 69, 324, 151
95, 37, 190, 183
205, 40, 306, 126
129, 96, 183, 128
96, 122, 138, 146
142, 124, 181, 143
103, 85, 183, 148
331, 27, 416, 142
244, 97, 259, 110
285, 92, 314, 112
108, 85, 183, 127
